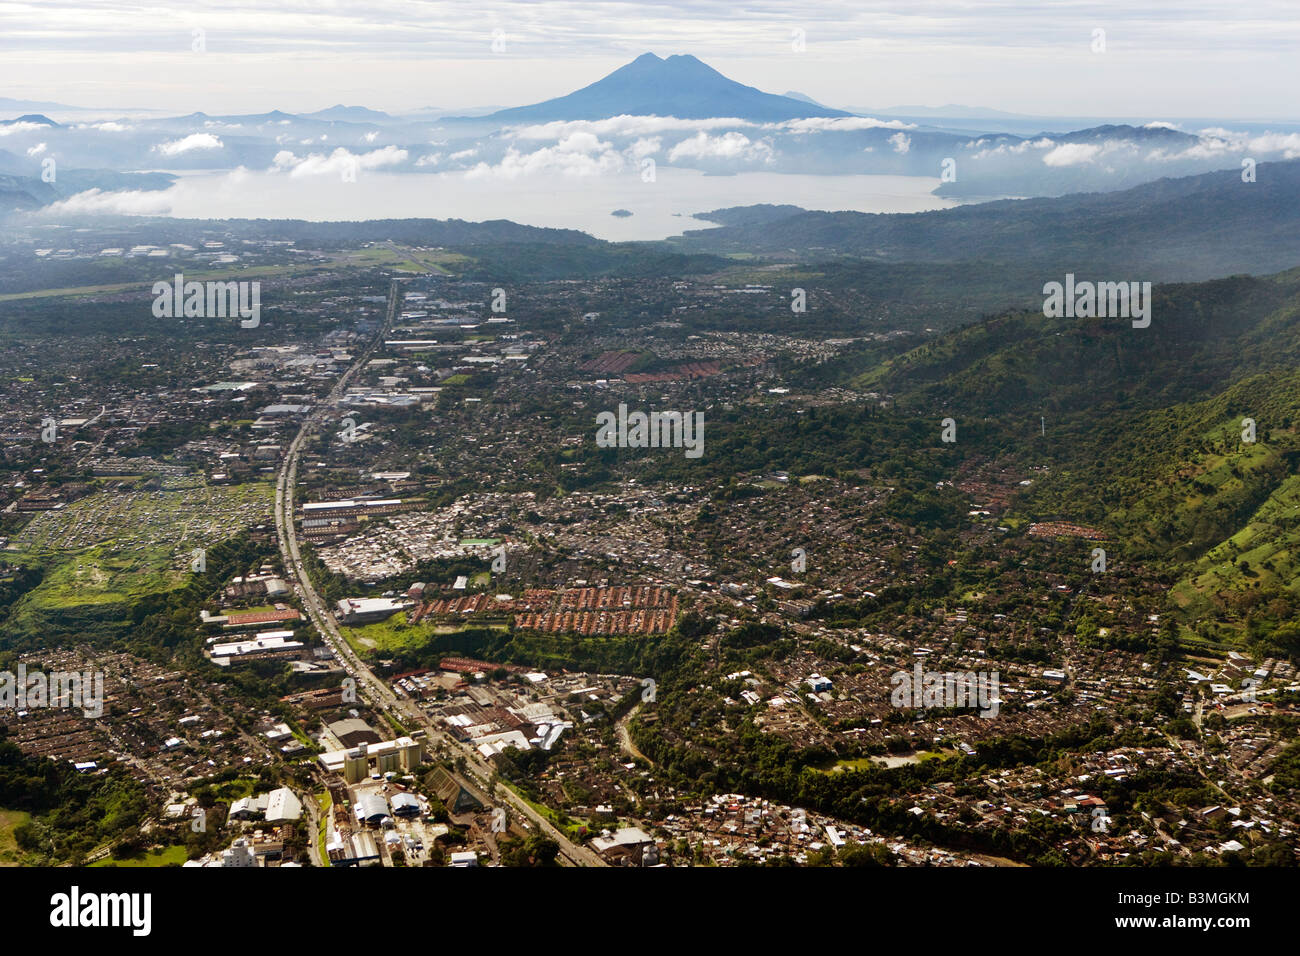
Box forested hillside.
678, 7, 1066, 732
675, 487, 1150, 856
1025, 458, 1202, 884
860, 267, 1300, 652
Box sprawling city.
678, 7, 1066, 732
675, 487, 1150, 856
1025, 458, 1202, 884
1, 0, 1293, 940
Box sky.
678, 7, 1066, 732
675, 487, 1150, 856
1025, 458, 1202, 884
1, 0, 1297, 119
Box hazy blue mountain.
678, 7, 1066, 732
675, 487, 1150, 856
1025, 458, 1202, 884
1047, 123, 1193, 146
0, 148, 26, 175
305, 104, 393, 123
0, 172, 56, 209
1, 114, 60, 127
782, 91, 836, 110
471, 53, 850, 122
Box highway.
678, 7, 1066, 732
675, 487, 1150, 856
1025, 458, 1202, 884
273, 278, 605, 867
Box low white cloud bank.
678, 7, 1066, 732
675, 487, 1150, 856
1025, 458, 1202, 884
965, 126, 1300, 169
509, 114, 914, 144
41, 188, 173, 215
1146, 128, 1300, 162
271, 145, 409, 176
154, 133, 224, 155
467, 126, 773, 177
967, 137, 1055, 160
772, 116, 914, 133
668, 130, 772, 162
465, 132, 627, 179
628, 136, 661, 159
1042, 142, 1102, 166
78, 120, 133, 132
0, 121, 52, 137
510, 115, 755, 140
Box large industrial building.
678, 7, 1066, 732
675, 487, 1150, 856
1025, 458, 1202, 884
228, 787, 303, 823
336, 596, 415, 625
208, 630, 306, 666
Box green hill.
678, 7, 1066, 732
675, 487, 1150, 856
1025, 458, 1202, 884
854, 267, 1300, 652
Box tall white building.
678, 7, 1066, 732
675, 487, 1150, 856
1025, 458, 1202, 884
221, 838, 257, 868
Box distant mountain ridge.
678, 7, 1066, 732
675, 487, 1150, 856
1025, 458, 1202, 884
1, 114, 60, 127
305, 104, 393, 123
471, 53, 850, 123
678, 159, 1300, 280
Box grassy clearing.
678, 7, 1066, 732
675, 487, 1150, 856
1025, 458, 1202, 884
0, 810, 32, 866
341, 613, 506, 654
317, 792, 332, 867
1172, 473, 1300, 617
6, 481, 274, 628
499, 782, 584, 842
817, 751, 946, 773
205, 777, 259, 802
90, 845, 188, 868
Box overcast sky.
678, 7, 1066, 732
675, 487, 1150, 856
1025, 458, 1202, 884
1, 0, 1296, 118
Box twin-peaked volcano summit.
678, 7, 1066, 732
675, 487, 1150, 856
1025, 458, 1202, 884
474, 52, 850, 123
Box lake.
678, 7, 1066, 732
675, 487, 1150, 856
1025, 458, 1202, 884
153, 168, 961, 241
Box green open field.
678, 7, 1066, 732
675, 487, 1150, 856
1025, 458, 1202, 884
23, 546, 181, 609
341, 612, 508, 654
0, 810, 31, 866
204, 777, 260, 802
500, 781, 585, 842
317, 792, 331, 867
90, 845, 188, 867
817, 751, 946, 774
1171, 472, 1300, 616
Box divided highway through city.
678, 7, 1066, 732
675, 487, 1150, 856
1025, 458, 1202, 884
274, 277, 605, 867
